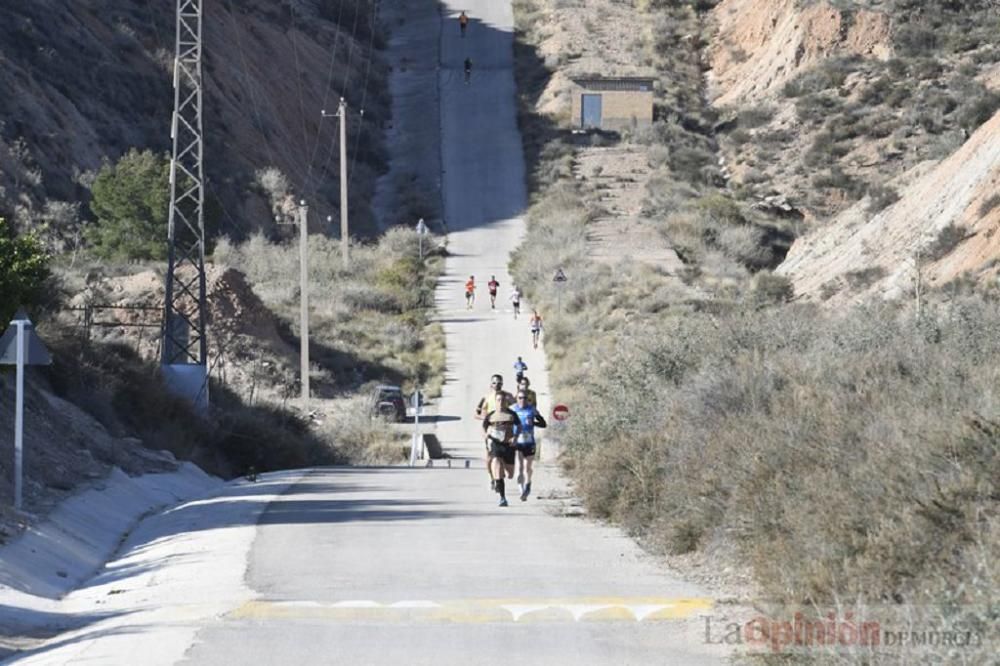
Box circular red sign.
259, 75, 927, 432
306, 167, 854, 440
552, 404, 569, 421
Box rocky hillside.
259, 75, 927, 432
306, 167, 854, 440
0, 0, 388, 249
706, 0, 1000, 299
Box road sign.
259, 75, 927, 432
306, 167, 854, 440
0, 310, 52, 366
553, 268, 567, 283
0, 310, 52, 511
552, 404, 570, 421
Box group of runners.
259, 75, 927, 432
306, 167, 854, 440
464, 275, 544, 346
475, 373, 545, 506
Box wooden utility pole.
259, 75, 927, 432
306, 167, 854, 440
299, 202, 310, 404
339, 97, 349, 267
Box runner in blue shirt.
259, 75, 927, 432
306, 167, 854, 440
513, 356, 528, 383
510, 390, 547, 501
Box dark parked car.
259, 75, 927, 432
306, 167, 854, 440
370, 384, 407, 422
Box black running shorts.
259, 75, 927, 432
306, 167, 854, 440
487, 438, 516, 465
515, 443, 536, 457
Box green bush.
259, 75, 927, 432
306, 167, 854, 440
86, 149, 171, 261
0, 217, 51, 322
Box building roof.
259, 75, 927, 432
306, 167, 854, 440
572, 77, 655, 92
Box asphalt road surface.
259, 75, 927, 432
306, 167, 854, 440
182, 1, 723, 663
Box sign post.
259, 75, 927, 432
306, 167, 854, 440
0, 310, 52, 510
415, 218, 428, 260
553, 268, 568, 313
409, 388, 422, 466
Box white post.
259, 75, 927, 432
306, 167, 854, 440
416, 218, 427, 261
14, 321, 25, 511
414, 388, 421, 459
409, 389, 421, 466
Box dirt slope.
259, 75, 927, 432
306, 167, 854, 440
778, 108, 1000, 301
708, 0, 891, 107
0, 1, 387, 242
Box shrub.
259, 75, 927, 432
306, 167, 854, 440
751, 271, 794, 304
86, 149, 171, 261
844, 265, 887, 290
737, 104, 774, 129
925, 223, 967, 260
0, 217, 51, 322
867, 184, 900, 214
979, 193, 1000, 217
956, 88, 1000, 134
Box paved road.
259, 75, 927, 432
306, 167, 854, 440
183, 1, 724, 663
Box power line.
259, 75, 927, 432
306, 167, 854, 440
305, 0, 349, 183
287, 3, 312, 155
349, 0, 379, 190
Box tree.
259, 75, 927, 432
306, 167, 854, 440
0, 217, 50, 322
86, 149, 171, 260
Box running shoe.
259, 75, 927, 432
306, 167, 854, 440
498, 498, 508, 507
525, 482, 532, 498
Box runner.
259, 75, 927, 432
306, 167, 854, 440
464, 57, 472, 85
509, 285, 521, 319
529, 310, 543, 349
465, 275, 476, 309
487, 275, 500, 310
517, 376, 537, 407
458, 10, 469, 37
482, 401, 520, 507
475, 374, 514, 489
513, 356, 527, 384
511, 391, 547, 501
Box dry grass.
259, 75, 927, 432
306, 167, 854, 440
559, 301, 999, 662
213, 227, 445, 396
510, 1, 999, 662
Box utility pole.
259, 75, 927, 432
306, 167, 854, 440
299, 201, 310, 405
339, 97, 349, 267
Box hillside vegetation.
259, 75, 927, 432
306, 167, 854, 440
0, 2, 449, 533
511, 0, 999, 661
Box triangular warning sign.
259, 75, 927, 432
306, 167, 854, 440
553, 268, 568, 283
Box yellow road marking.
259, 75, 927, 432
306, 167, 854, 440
229, 597, 713, 623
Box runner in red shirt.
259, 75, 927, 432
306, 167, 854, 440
487, 275, 500, 310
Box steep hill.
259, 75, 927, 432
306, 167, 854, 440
709, 0, 1000, 225
0, 0, 388, 248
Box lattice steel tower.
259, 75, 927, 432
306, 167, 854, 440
161, 0, 208, 406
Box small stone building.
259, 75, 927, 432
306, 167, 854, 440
570, 77, 655, 131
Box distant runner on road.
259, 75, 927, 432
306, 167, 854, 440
509, 286, 521, 318
511, 391, 546, 501
513, 356, 527, 383
465, 275, 476, 309
488, 275, 500, 309
529, 310, 543, 349
458, 10, 469, 37
464, 57, 472, 85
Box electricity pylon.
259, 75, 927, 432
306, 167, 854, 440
162, 0, 209, 407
